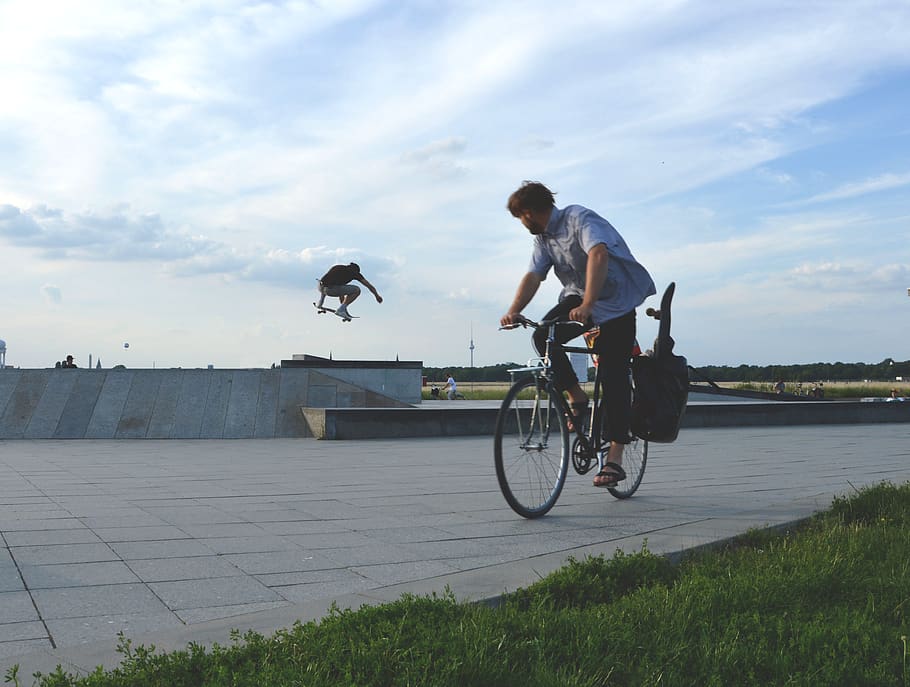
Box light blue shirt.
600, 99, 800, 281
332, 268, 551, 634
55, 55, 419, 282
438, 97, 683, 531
529, 205, 656, 323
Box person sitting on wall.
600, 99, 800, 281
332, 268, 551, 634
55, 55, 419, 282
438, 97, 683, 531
61, 355, 78, 368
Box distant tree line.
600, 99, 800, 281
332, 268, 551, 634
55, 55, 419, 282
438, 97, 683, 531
690, 358, 910, 383
423, 363, 519, 383
424, 358, 910, 384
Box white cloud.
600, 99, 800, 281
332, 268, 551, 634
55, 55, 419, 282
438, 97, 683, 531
801, 172, 910, 204
0, 203, 217, 260
786, 261, 910, 292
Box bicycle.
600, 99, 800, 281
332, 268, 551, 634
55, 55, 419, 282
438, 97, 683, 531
493, 316, 651, 518
428, 385, 466, 400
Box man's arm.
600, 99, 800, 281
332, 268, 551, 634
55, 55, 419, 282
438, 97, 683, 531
501, 272, 543, 326
569, 243, 609, 323
357, 277, 383, 303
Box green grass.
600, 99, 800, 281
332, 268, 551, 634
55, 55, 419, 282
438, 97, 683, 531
8, 482, 910, 687
421, 388, 505, 401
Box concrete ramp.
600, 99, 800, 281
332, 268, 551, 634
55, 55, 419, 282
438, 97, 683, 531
0, 367, 414, 439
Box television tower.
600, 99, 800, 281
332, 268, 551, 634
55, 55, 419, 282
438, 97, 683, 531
469, 323, 475, 391
469, 323, 475, 368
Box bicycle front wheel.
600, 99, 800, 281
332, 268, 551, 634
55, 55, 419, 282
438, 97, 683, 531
608, 435, 648, 499
494, 376, 569, 518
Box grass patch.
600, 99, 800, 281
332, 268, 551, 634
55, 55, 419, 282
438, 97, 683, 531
8, 482, 910, 686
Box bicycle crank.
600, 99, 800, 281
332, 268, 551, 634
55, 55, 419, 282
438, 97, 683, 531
571, 437, 595, 475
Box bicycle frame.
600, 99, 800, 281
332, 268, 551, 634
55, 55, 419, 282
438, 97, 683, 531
507, 318, 607, 470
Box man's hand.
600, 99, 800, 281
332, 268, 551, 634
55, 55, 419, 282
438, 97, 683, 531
502, 273, 542, 328
569, 302, 593, 323
375, 294, 383, 303
500, 312, 523, 328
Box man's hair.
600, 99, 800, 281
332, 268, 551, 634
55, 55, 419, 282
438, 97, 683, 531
507, 181, 556, 217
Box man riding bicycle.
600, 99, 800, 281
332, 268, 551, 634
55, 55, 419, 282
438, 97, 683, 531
500, 181, 655, 488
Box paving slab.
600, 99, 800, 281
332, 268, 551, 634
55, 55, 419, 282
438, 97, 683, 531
0, 424, 909, 679
19, 561, 140, 590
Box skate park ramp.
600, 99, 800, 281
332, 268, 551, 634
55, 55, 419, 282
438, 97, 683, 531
0, 365, 415, 440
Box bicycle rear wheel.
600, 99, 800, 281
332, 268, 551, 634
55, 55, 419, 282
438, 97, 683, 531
607, 436, 648, 499
494, 376, 569, 518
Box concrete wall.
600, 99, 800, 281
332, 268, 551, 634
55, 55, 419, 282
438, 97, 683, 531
0, 367, 413, 439
303, 399, 910, 439
281, 358, 422, 405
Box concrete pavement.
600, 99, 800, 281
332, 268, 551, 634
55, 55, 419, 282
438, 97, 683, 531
2, 424, 909, 677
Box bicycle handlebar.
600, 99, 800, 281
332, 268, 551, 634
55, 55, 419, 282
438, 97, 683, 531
499, 315, 585, 331
501, 305, 662, 331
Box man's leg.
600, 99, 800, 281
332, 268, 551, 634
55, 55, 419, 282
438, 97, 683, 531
591, 310, 636, 485
531, 296, 592, 417
335, 286, 361, 318
340, 285, 362, 307
335, 285, 360, 317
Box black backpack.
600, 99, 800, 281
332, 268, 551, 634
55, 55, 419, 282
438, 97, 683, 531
631, 282, 688, 443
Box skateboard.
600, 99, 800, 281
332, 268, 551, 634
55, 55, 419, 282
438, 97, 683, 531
313, 303, 359, 322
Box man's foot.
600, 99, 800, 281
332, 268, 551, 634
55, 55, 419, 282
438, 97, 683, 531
606, 441, 625, 465
593, 461, 626, 488
335, 304, 350, 318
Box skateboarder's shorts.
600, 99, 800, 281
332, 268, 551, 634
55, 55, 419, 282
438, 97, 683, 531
319, 282, 360, 297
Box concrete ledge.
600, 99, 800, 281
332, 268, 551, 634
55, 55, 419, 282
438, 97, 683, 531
682, 400, 910, 428
302, 401, 910, 439
302, 407, 497, 440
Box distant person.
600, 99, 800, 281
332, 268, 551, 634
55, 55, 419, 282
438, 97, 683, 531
55, 360, 62, 369
892, 388, 900, 399
816, 382, 824, 398
444, 372, 457, 400
774, 380, 785, 394
62, 355, 77, 368
316, 262, 383, 319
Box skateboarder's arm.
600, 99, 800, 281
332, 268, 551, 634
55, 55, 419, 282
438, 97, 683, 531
357, 276, 383, 303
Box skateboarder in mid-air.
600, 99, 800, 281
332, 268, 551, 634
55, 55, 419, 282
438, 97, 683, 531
315, 262, 383, 320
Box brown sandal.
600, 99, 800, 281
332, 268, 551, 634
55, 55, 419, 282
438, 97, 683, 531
593, 462, 626, 487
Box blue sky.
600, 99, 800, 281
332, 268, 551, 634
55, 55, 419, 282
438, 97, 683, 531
1, 0, 909, 370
